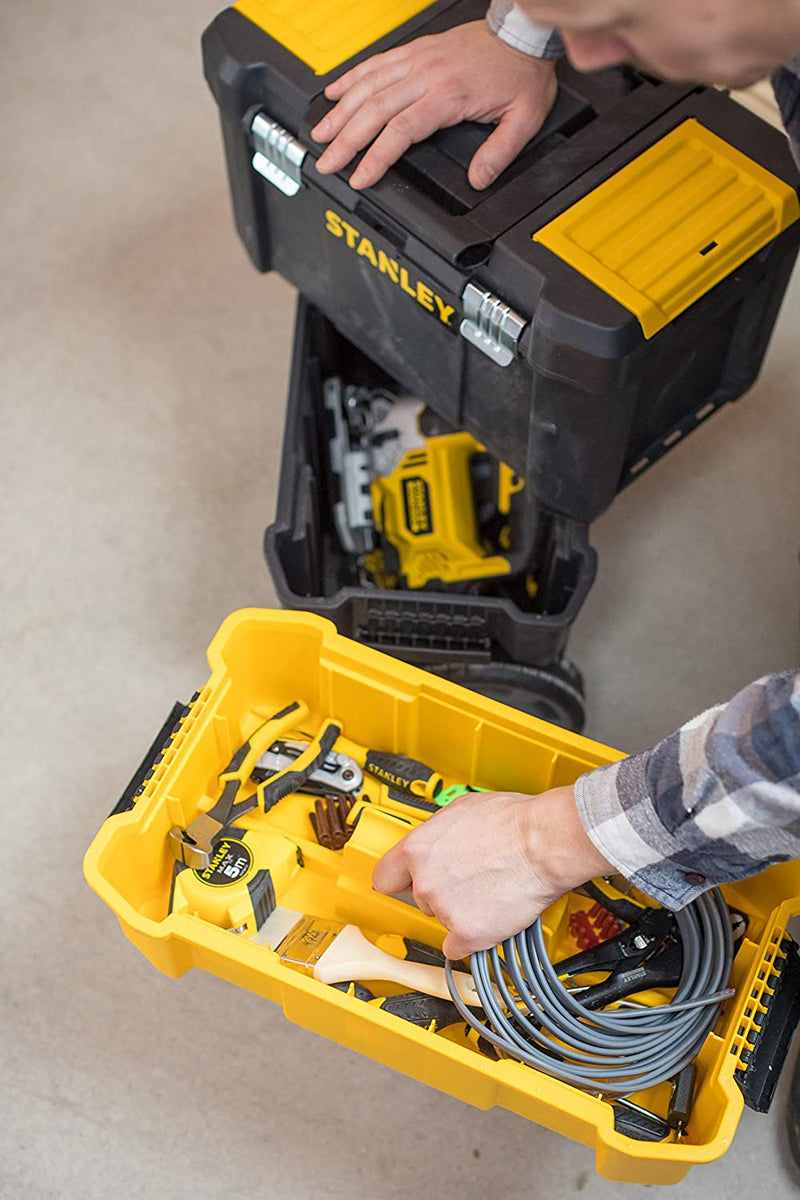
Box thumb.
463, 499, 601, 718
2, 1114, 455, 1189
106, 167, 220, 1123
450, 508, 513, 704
372, 843, 413, 895
468, 105, 540, 190
442, 929, 474, 961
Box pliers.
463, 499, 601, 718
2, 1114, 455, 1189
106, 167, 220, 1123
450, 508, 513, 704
557, 882, 683, 1009
168, 701, 341, 869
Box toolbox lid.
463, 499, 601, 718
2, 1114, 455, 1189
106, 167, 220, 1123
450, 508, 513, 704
234, 0, 437, 75
533, 118, 800, 338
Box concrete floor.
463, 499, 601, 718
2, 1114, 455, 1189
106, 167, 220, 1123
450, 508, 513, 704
2, 2, 800, 1196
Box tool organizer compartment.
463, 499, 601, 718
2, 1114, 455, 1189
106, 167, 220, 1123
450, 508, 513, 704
266, 297, 595, 678
204, 0, 800, 523
85, 610, 800, 1185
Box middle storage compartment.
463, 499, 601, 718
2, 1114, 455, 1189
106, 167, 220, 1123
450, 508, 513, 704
265, 299, 596, 729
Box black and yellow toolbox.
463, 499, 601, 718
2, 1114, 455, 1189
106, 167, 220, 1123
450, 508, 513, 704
84, 610, 800, 1184
203, 0, 799, 522
202, 0, 800, 722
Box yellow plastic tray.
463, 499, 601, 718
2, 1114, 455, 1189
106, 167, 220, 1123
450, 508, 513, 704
84, 609, 800, 1184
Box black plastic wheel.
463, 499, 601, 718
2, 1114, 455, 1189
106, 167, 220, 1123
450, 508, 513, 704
431, 659, 586, 733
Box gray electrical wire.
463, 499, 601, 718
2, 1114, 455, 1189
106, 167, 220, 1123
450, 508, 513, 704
445, 887, 734, 1093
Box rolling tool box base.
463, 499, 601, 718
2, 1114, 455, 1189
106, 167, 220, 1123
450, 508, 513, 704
265, 297, 595, 727
85, 610, 800, 1185
203, 0, 800, 525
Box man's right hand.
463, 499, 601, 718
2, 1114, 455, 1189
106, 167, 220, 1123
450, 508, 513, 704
372, 785, 613, 961
312, 21, 558, 191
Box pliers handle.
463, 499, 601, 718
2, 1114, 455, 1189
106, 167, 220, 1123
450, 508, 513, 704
578, 938, 683, 1009
582, 879, 647, 927
168, 702, 341, 868
556, 908, 677, 977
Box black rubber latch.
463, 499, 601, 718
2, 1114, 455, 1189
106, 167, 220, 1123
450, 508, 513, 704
108, 701, 188, 818
736, 937, 800, 1113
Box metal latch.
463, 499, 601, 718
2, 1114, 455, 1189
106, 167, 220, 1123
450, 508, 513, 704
250, 112, 307, 197
459, 283, 527, 367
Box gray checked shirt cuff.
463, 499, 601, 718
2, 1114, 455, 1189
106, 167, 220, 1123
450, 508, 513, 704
486, 1, 565, 59
574, 671, 800, 909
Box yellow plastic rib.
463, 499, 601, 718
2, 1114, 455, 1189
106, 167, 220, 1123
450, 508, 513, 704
533, 119, 800, 338
235, 0, 437, 75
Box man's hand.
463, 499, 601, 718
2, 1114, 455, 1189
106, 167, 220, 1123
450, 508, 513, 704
372, 785, 613, 960
312, 21, 557, 191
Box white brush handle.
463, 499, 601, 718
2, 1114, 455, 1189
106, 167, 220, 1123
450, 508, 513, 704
314, 924, 480, 1006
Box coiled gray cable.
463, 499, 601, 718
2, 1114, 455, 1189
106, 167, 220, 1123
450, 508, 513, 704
445, 887, 734, 1093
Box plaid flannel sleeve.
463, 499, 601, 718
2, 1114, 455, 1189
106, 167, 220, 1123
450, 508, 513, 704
574, 671, 800, 908
486, 1, 565, 58
772, 58, 800, 168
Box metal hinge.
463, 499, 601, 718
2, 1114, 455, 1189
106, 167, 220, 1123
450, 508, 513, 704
459, 283, 527, 367
250, 112, 307, 197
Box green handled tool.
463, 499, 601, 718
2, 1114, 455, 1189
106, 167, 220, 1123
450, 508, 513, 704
435, 784, 490, 808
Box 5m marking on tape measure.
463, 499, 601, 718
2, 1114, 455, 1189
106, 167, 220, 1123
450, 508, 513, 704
323, 209, 455, 328
194, 838, 253, 886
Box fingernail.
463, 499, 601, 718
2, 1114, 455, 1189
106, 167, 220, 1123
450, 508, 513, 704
479, 165, 496, 188
349, 169, 366, 189
312, 119, 329, 140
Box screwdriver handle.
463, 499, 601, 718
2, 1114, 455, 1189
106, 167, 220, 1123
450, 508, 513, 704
386, 788, 440, 814
364, 751, 443, 800
333, 983, 464, 1030
668, 1063, 697, 1130
612, 1103, 670, 1142
376, 992, 461, 1029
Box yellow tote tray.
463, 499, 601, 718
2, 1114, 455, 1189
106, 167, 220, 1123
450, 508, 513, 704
84, 609, 800, 1184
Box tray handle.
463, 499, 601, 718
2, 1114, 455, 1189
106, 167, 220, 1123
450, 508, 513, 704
108, 700, 191, 819
736, 936, 800, 1113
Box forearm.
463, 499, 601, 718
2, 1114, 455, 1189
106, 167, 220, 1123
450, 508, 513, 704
486, 0, 564, 58
575, 670, 800, 907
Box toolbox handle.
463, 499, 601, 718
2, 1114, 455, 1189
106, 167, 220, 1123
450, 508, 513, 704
304, 77, 596, 234
108, 701, 189, 819
353, 198, 407, 252
735, 936, 800, 1113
